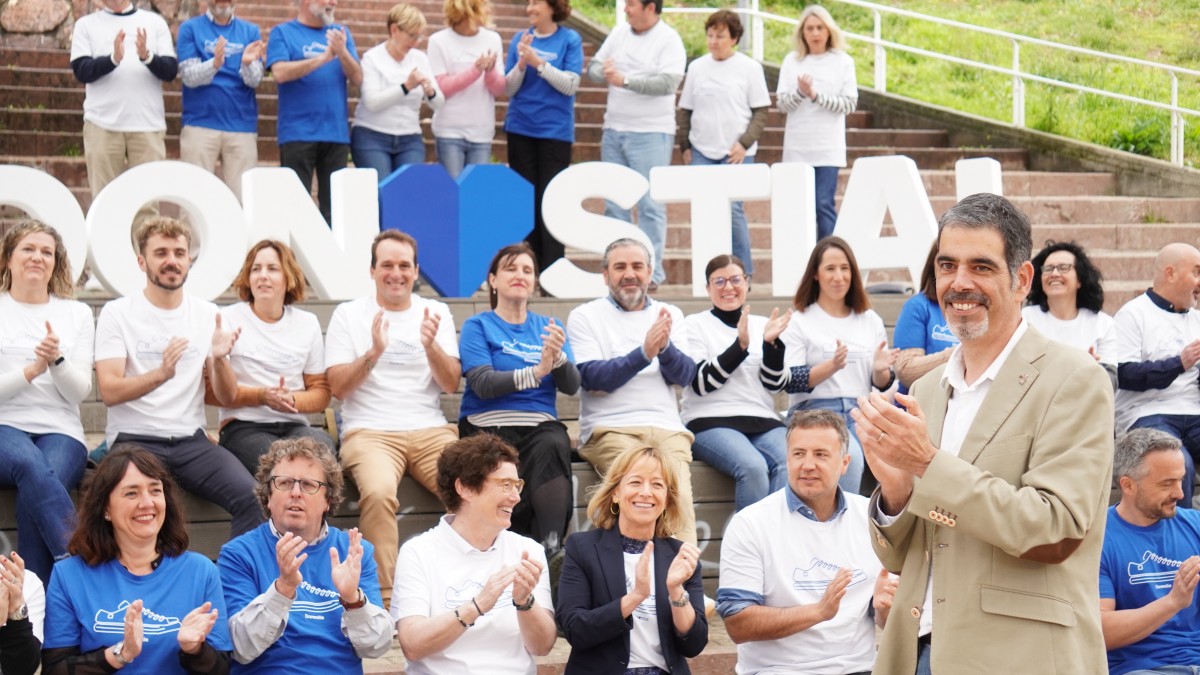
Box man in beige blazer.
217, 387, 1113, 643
852, 193, 1114, 674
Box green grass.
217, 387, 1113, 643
575, 0, 1200, 165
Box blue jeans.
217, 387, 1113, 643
351, 126, 426, 181
689, 150, 755, 276
788, 398, 866, 495
601, 129, 673, 285
814, 165, 840, 240
0, 426, 86, 585
435, 137, 491, 178
691, 426, 786, 511
915, 638, 932, 675
1126, 667, 1200, 674
1130, 414, 1200, 508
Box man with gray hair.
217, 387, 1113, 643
567, 237, 698, 545
717, 409, 893, 674
853, 193, 1114, 673
1100, 428, 1200, 674
1112, 242, 1200, 509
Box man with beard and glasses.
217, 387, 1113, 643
1100, 428, 1200, 675
266, 0, 362, 225
851, 193, 1114, 674
95, 217, 264, 538
566, 237, 700, 547
1113, 243, 1200, 510
177, 0, 265, 204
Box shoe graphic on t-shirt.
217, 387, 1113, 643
792, 558, 868, 591
444, 580, 484, 610
1128, 550, 1180, 585
0, 335, 37, 360
94, 600, 181, 635
136, 337, 201, 363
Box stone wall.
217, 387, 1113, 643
0, 0, 197, 49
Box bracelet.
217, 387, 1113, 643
401, 83, 409, 95
454, 607, 474, 628
471, 598, 483, 616
669, 591, 689, 608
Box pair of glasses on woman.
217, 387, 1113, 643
1041, 263, 1075, 275
710, 274, 750, 289
487, 477, 526, 494
269, 476, 329, 494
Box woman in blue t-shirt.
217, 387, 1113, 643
502, 0, 583, 268
42, 446, 231, 674
458, 243, 580, 559
893, 243, 958, 395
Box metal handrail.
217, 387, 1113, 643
625, 0, 1199, 165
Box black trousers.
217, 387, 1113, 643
506, 131, 572, 267
279, 141, 350, 226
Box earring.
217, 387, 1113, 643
610, 502, 619, 515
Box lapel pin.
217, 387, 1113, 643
1017, 374, 1028, 386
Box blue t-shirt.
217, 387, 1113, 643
892, 293, 958, 395
44, 552, 232, 673
218, 521, 384, 674
177, 14, 261, 133
503, 26, 583, 143
458, 310, 575, 418
266, 20, 358, 145
1100, 506, 1200, 674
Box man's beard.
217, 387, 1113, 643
148, 265, 188, 291
943, 290, 990, 341
308, 1, 335, 26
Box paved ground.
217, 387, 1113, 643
365, 613, 736, 674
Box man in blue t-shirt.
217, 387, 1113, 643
266, 0, 361, 225
1101, 428, 1200, 675
177, 0, 264, 203
218, 436, 392, 673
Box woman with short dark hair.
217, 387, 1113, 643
394, 434, 557, 674
209, 239, 334, 475
42, 445, 231, 674
780, 236, 897, 494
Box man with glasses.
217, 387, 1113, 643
218, 436, 393, 673
1113, 242, 1200, 509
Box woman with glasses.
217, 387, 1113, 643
457, 243, 579, 562
556, 444, 707, 675
680, 254, 792, 511
1024, 240, 1116, 386
42, 445, 231, 674
209, 240, 334, 476
353, 3, 445, 178
780, 236, 897, 495
394, 434, 556, 674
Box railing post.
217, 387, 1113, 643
751, 0, 763, 62
1171, 74, 1183, 166
873, 10, 885, 92
1012, 40, 1024, 127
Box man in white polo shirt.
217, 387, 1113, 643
325, 229, 461, 608
587, 0, 685, 290
567, 237, 697, 545
70, 0, 176, 214
718, 409, 891, 675
1113, 242, 1200, 509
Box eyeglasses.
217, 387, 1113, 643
1041, 263, 1075, 275
269, 476, 328, 495
711, 274, 749, 289
487, 477, 525, 494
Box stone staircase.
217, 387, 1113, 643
6, 0, 1200, 313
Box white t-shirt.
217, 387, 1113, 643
1021, 306, 1115, 364
782, 304, 888, 408
427, 27, 503, 143
1113, 293, 1200, 431
679, 309, 778, 424
324, 295, 458, 432
623, 550, 669, 671
719, 489, 880, 675
69, 8, 175, 132
594, 20, 685, 134
217, 302, 325, 426
0, 294, 95, 443
567, 298, 687, 442
355, 44, 442, 137
392, 515, 552, 675
777, 50, 856, 167
95, 293, 216, 444
678, 52, 771, 159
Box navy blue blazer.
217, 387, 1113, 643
556, 526, 708, 674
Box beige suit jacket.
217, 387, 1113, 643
869, 327, 1114, 674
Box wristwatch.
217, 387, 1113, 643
513, 594, 536, 611
52, 355, 66, 367
536, 61, 548, 75
8, 604, 27, 621
669, 591, 689, 608
340, 587, 366, 610
111, 641, 130, 666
